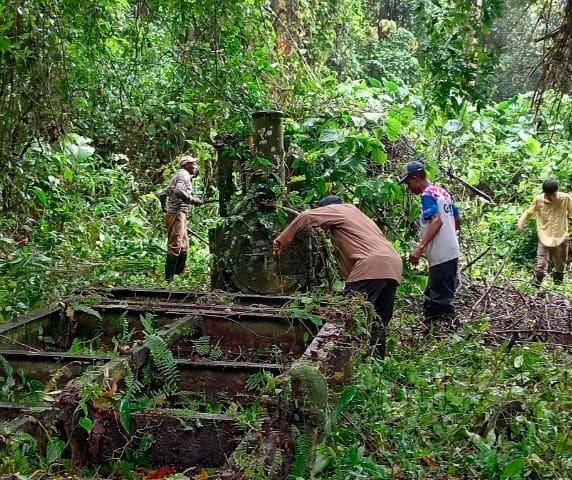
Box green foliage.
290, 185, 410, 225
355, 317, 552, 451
191, 335, 223, 360
290, 426, 314, 479
0, 354, 45, 405
319, 324, 572, 479
245, 371, 276, 394
0, 427, 38, 475
144, 333, 179, 397
415, 0, 504, 114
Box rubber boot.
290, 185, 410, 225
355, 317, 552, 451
174, 251, 188, 275
553, 272, 564, 285
533, 270, 545, 287
165, 254, 179, 282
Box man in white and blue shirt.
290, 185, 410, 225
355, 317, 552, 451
399, 161, 461, 327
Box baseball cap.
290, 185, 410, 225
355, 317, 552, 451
398, 161, 425, 184
179, 155, 198, 167
316, 195, 343, 207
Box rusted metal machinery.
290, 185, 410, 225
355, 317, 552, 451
0, 288, 370, 478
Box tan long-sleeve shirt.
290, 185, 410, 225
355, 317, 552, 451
518, 192, 572, 247
276, 204, 403, 283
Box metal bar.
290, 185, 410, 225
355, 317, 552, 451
92, 303, 294, 322
175, 359, 283, 371
94, 287, 294, 305
0, 350, 112, 362
0, 305, 61, 335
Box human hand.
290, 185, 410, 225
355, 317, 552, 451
409, 246, 423, 265
272, 239, 284, 256
516, 222, 524, 233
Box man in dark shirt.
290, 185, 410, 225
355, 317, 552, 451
273, 196, 402, 356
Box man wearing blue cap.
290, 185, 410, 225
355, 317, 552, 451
399, 161, 461, 329
273, 196, 403, 356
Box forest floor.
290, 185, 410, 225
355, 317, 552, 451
318, 280, 571, 479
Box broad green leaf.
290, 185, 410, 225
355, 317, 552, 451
502, 457, 526, 478
0, 36, 11, 51
324, 146, 340, 157
371, 149, 388, 164
513, 355, 523, 368
119, 399, 131, 431
255, 156, 273, 166
467, 168, 481, 185
72, 303, 102, 320
472, 119, 486, 133
79, 416, 93, 433
303, 118, 320, 128
33, 188, 48, 206
363, 112, 382, 123
62, 142, 95, 161
444, 119, 463, 133
310, 315, 323, 326
396, 106, 414, 125
314, 177, 327, 196
385, 118, 401, 141
318, 129, 342, 143
46, 439, 65, 463
351, 116, 366, 128
62, 167, 74, 182
523, 137, 541, 155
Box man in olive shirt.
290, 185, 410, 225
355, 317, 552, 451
517, 178, 572, 285
273, 196, 403, 356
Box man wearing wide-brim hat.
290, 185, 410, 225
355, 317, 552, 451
399, 160, 461, 330
164, 155, 203, 282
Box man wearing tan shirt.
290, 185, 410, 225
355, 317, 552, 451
517, 178, 572, 285
273, 196, 403, 356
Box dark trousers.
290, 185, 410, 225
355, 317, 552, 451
345, 278, 398, 356
423, 258, 458, 318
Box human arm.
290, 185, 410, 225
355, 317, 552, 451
409, 215, 443, 264
453, 204, 461, 231
172, 172, 203, 205
175, 190, 203, 206
409, 194, 444, 265
273, 206, 344, 255
517, 200, 537, 232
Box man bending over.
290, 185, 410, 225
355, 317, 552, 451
272, 196, 402, 357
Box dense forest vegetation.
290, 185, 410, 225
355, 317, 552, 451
0, 0, 571, 478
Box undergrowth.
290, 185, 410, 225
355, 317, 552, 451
317, 322, 572, 479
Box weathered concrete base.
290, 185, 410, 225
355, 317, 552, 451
0, 289, 367, 477
77, 409, 241, 467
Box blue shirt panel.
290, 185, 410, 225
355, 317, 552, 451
421, 194, 439, 220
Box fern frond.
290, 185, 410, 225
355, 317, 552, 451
192, 336, 211, 356
123, 364, 143, 400
145, 333, 179, 395
289, 427, 313, 479
140, 313, 156, 335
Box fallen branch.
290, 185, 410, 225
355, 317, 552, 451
462, 246, 493, 272
445, 168, 494, 203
